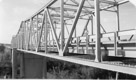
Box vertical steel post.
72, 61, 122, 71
49, 30, 51, 50
19, 35, 20, 49
43, 12, 50, 74
36, 15, 39, 51
117, 5, 120, 32
20, 33, 23, 49
38, 14, 48, 77
21, 23, 22, 49
25, 21, 28, 50
45, 12, 48, 53
60, 0, 65, 56
77, 37, 79, 53
25, 22, 27, 50
114, 32, 118, 56
16, 37, 18, 48
91, 15, 94, 54
19, 34, 20, 49
18, 35, 19, 49
22, 22, 25, 49
91, 15, 93, 36
26, 21, 28, 50
21, 34, 22, 49
29, 20, 33, 50
115, 5, 120, 56
22, 23, 24, 49
18, 35, 21, 49
94, 0, 101, 62
116, 5, 120, 43
86, 34, 89, 54
27, 19, 33, 50
23, 22, 25, 49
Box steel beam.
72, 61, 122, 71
70, 0, 93, 15
81, 17, 90, 36
64, 3, 94, 9
49, 7, 93, 14
62, 0, 85, 55
101, 0, 129, 11
46, 8, 60, 51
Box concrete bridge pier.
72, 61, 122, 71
12, 48, 47, 79
12, 48, 18, 78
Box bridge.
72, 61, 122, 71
11, 0, 136, 79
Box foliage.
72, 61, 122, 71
3, 48, 11, 61
0, 44, 11, 63
0, 44, 12, 78
0, 44, 5, 53
0, 44, 11, 62
47, 59, 136, 79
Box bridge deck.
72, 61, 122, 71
19, 49, 136, 76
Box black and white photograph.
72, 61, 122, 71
0, 0, 136, 79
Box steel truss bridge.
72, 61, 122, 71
11, 0, 136, 79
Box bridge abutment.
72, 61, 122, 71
12, 49, 47, 79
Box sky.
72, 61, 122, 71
0, 0, 50, 44
0, 0, 136, 44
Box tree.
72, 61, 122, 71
0, 44, 11, 61
0, 44, 5, 53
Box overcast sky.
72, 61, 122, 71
0, 0, 50, 44
0, 0, 136, 44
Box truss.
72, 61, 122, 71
11, 0, 136, 64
